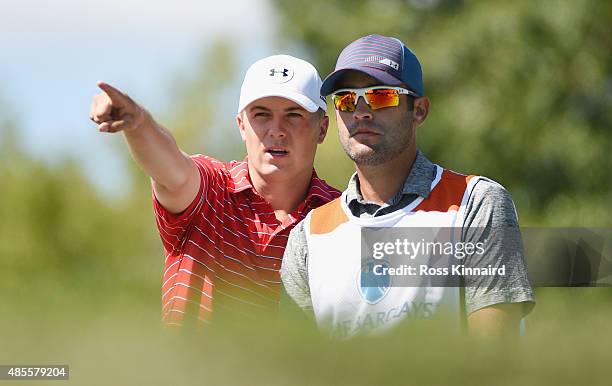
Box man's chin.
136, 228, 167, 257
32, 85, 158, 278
346, 149, 391, 166
345, 145, 376, 161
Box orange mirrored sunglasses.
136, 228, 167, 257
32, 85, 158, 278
332, 86, 418, 112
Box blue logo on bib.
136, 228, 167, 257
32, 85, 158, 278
359, 260, 391, 304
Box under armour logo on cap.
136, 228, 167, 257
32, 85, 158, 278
268, 66, 294, 83
378, 58, 400, 70
269, 68, 289, 77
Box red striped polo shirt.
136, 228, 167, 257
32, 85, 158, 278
153, 154, 340, 326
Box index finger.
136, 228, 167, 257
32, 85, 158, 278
97, 81, 129, 106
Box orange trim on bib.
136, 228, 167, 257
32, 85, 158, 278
310, 198, 348, 235
414, 170, 474, 213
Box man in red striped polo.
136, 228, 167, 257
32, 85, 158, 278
90, 55, 340, 326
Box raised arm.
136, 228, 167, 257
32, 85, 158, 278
90, 81, 200, 213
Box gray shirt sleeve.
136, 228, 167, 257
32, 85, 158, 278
280, 221, 314, 313
462, 179, 536, 315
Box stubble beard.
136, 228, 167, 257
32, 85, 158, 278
340, 117, 414, 166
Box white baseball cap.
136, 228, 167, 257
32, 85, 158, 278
238, 54, 327, 114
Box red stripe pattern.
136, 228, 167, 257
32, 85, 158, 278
153, 155, 340, 326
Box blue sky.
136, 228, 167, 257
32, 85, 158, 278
0, 0, 277, 195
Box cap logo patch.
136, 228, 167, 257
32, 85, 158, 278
268, 66, 294, 83
379, 58, 399, 70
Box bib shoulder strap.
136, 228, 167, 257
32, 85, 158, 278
309, 198, 348, 235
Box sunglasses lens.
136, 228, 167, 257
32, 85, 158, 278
333, 88, 402, 111
365, 89, 400, 110
333, 92, 357, 112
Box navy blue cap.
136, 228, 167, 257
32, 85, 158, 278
321, 35, 424, 96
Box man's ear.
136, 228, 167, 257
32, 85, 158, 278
317, 114, 329, 144
236, 111, 247, 141
413, 96, 430, 124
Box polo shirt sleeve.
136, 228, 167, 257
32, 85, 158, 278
461, 179, 536, 316
280, 221, 314, 314
152, 155, 219, 254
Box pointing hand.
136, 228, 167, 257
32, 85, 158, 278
90, 81, 148, 133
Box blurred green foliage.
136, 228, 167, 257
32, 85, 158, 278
1, 1, 611, 384
0, 117, 161, 314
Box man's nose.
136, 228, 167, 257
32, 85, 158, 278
353, 97, 373, 120
267, 117, 288, 138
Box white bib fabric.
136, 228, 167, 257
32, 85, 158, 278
305, 166, 486, 338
